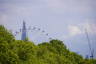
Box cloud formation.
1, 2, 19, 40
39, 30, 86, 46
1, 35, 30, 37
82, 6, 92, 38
84, 22, 96, 35
68, 25, 82, 36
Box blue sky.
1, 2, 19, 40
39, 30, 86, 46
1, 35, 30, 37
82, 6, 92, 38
0, 0, 96, 58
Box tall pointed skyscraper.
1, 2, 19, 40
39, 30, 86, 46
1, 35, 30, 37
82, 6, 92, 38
21, 21, 27, 40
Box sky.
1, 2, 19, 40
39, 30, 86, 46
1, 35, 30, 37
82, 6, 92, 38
0, 0, 96, 58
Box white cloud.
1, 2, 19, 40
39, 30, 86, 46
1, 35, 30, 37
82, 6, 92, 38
68, 25, 82, 36
84, 22, 96, 34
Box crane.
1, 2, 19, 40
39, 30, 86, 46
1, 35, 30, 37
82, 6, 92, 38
85, 28, 94, 59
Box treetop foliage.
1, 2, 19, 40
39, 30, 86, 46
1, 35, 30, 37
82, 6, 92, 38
0, 25, 96, 64
0, 25, 14, 43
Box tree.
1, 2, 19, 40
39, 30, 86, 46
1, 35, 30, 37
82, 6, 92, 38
0, 25, 14, 43
0, 25, 96, 64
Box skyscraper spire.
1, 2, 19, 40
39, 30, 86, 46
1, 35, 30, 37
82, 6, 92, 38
21, 21, 27, 40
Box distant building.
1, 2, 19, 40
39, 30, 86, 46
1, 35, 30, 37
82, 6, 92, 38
21, 21, 27, 40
